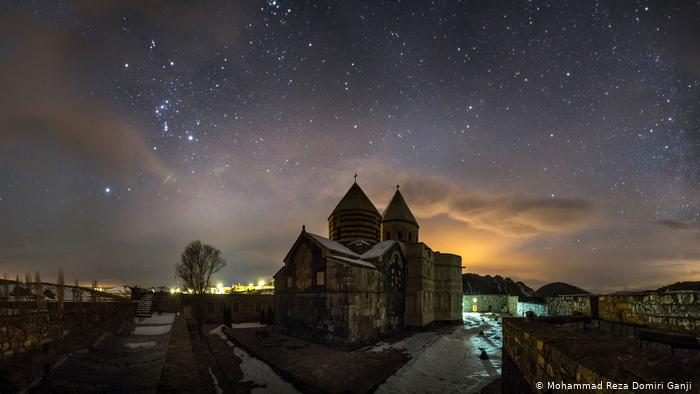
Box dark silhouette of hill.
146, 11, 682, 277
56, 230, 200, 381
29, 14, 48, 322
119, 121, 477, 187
535, 282, 589, 296
657, 281, 700, 292
462, 273, 535, 296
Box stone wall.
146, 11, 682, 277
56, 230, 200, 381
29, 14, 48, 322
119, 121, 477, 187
545, 295, 592, 317
153, 291, 182, 313
0, 302, 135, 391
433, 252, 463, 321
515, 300, 548, 317
598, 291, 699, 334
463, 294, 509, 313
181, 293, 274, 324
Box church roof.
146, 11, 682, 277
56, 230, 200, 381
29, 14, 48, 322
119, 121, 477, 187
382, 189, 418, 226
307, 233, 360, 257
328, 255, 377, 269
283, 231, 399, 270
361, 240, 398, 259
330, 182, 380, 216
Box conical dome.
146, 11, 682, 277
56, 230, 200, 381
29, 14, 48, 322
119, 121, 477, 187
382, 189, 418, 225
331, 182, 381, 216
381, 188, 419, 243
328, 182, 381, 245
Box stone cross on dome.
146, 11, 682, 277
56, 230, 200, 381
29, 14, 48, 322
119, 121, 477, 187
354, 172, 358, 183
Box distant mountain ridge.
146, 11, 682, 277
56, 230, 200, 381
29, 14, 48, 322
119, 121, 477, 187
657, 281, 700, 292
462, 273, 535, 296
535, 282, 589, 296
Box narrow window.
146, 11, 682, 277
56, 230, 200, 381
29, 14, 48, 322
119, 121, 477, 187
386, 231, 391, 239
287, 277, 292, 287
316, 271, 325, 286
398, 231, 403, 240
408, 232, 413, 241
207, 302, 213, 313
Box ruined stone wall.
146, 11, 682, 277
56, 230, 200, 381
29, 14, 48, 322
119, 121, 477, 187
463, 294, 509, 313
502, 316, 700, 393
0, 302, 135, 391
545, 295, 591, 317
598, 291, 699, 334
502, 317, 625, 393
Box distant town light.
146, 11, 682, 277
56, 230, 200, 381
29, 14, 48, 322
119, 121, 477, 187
257, 280, 266, 287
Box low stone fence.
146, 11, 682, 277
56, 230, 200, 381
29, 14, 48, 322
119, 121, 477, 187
598, 291, 699, 334
0, 301, 135, 391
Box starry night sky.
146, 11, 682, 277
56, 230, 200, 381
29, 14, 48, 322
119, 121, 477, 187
1, 1, 699, 292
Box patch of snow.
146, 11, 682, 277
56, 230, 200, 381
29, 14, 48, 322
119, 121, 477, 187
361, 240, 396, 259
369, 331, 440, 357
133, 325, 172, 336
329, 255, 377, 269
307, 233, 360, 257
231, 322, 267, 329
209, 325, 235, 347
126, 341, 157, 349
375, 313, 502, 394
208, 367, 224, 394
233, 346, 301, 393
134, 313, 176, 325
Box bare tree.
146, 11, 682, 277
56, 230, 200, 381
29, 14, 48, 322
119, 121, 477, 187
176, 240, 226, 336
175, 240, 226, 294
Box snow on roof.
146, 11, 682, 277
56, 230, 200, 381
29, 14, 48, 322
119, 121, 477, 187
329, 255, 377, 269
361, 240, 397, 259
307, 233, 360, 257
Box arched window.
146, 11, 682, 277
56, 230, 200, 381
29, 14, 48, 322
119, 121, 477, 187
385, 231, 390, 239
398, 230, 403, 240
408, 232, 413, 241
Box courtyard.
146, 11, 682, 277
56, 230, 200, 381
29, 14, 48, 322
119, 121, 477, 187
209, 312, 502, 393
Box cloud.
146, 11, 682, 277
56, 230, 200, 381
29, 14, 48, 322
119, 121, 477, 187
373, 169, 596, 238
0, 15, 166, 182
657, 219, 699, 231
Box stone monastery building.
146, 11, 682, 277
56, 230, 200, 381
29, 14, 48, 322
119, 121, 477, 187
274, 181, 463, 347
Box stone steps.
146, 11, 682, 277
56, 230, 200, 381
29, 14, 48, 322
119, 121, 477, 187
135, 294, 154, 318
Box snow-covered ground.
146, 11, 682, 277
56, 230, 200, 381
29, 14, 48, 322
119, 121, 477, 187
134, 313, 176, 325
209, 326, 300, 394
130, 312, 176, 336
133, 324, 172, 335
374, 312, 502, 394
125, 341, 157, 349
230, 322, 267, 329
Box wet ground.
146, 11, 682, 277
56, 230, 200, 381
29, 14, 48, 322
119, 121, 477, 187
374, 312, 502, 393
